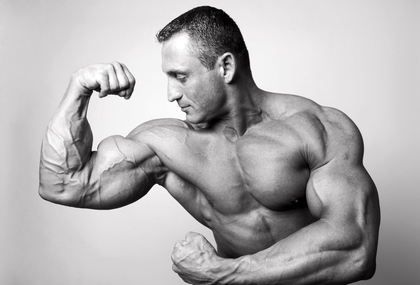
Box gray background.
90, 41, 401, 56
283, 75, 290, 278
1, 0, 419, 284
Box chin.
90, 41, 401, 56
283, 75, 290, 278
184, 109, 214, 125
185, 114, 201, 124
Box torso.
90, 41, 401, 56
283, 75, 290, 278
136, 93, 330, 258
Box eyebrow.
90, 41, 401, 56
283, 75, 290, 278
164, 68, 188, 76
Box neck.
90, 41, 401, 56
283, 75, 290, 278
211, 78, 264, 137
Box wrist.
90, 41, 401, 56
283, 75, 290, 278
211, 255, 250, 285
68, 73, 94, 98
55, 83, 92, 120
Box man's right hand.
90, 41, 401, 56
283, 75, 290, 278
70, 62, 136, 99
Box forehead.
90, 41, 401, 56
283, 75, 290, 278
161, 33, 203, 73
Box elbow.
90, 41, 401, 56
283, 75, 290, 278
348, 243, 377, 282
38, 181, 81, 207
39, 165, 85, 207
38, 182, 65, 204
358, 253, 377, 281
39, 163, 67, 204
338, 225, 378, 282
352, 256, 376, 281
38, 183, 55, 202
362, 261, 376, 281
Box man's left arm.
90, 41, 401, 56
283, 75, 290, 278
172, 112, 380, 284
238, 163, 379, 284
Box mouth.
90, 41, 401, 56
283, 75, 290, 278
179, 105, 190, 112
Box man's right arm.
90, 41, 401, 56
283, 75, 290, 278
39, 62, 161, 209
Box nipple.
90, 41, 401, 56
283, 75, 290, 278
291, 197, 307, 208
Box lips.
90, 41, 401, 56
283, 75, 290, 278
179, 104, 190, 111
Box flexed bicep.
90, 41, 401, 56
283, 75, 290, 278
81, 135, 163, 209
41, 134, 163, 209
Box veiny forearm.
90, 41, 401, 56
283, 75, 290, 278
40, 86, 94, 187
218, 219, 374, 285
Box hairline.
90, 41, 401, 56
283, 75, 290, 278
162, 30, 219, 71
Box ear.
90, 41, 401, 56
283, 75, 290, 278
218, 53, 236, 84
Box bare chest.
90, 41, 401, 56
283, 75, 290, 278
234, 131, 309, 210
166, 125, 310, 215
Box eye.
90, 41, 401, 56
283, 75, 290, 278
176, 74, 187, 83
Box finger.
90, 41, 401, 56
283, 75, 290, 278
98, 73, 111, 98
172, 242, 183, 257
172, 263, 180, 273
174, 240, 185, 247
178, 275, 193, 285
172, 266, 192, 284
121, 63, 136, 99
185, 231, 200, 242
104, 64, 120, 94
173, 239, 189, 253
173, 243, 180, 252
111, 62, 130, 97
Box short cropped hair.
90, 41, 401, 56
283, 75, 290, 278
156, 6, 251, 75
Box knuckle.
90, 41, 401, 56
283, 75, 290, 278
172, 242, 180, 251
186, 231, 198, 240
107, 66, 115, 74
119, 78, 129, 88
130, 77, 136, 86
99, 75, 109, 87
171, 252, 180, 263
101, 86, 110, 93
103, 63, 114, 72
172, 264, 180, 273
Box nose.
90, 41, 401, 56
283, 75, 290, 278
167, 81, 183, 102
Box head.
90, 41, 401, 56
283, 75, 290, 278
156, 6, 252, 124
159, 32, 229, 124
156, 6, 251, 76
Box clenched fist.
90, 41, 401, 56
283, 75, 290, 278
172, 232, 225, 284
70, 61, 136, 99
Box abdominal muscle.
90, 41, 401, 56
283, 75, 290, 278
205, 201, 317, 258
164, 171, 317, 258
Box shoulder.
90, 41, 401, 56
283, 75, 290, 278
318, 106, 364, 164
97, 118, 192, 162
299, 105, 364, 170
264, 93, 363, 169
124, 118, 212, 162
126, 118, 193, 139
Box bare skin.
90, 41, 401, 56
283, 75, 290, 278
39, 33, 380, 284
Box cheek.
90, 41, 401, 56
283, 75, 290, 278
193, 73, 225, 109
210, 79, 226, 106
201, 86, 223, 110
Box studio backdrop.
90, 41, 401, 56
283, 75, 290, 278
1, 0, 419, 284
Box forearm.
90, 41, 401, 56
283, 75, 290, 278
217, 219, 373, 285
42, 83, 93, 166
39, 82, 94, 192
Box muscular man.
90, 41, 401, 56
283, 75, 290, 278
39, 6, 380, 285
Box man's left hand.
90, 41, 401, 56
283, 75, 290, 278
171, 232, 222, 284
